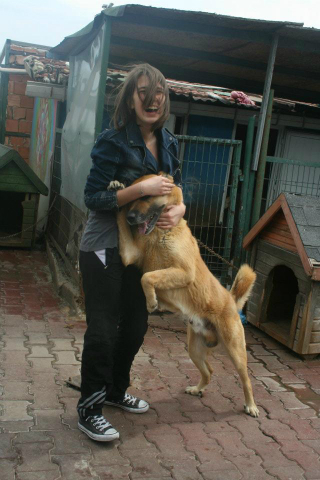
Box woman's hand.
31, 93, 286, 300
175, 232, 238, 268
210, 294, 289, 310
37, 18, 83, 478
156, 203, 186, 229
141, 176, 174, 196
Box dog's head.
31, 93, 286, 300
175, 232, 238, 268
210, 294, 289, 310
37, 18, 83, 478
126, 173, 182, 235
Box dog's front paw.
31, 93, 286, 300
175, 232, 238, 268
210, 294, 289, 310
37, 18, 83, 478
107, 181, 125, 191
146, 299, 158, 313
185, 386, 203, 397
244, 404, 259, 417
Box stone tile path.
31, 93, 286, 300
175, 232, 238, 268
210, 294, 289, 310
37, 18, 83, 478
1, 249, 320, 479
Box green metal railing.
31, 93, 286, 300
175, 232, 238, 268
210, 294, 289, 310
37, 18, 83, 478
176, 135, 243, 286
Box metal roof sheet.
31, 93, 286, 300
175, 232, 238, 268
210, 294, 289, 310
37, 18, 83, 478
106, 68, 319, 113
50, 4, 320, 104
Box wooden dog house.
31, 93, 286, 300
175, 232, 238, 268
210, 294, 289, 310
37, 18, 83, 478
243, 193, 320, 356
0, 144, 48, 248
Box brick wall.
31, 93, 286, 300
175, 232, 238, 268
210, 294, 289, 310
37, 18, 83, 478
5, 73, 34, 163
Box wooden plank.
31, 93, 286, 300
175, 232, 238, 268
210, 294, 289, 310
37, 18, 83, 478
259, 322, 287, 346
254, 258, 307, 282
310, 332, 320, 343
262, 229, 296, 245
246, 311, 258, 327
267, 225, 292, 237
21, 232, 33, 239
260, 236, 298, 253
308, 343, 320, 354
288, 293, 301, 350
300, 283, 320, 354
247, 300, 260, 316
258, 269, 274, 327
0, 177, 36, 188
258, 240, 302, 267
282, 200, 313, 276
249, 242, 258, 270
312, 320, 320, 331
243, 195, 283, 249
256, 250, 307, 280
296, 291, 312, 354
0, 184, 38, 193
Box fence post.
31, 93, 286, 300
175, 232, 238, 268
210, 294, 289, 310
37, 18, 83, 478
251, 89, 274, 227
233, 116, 256, 268
222, 141, 241, 284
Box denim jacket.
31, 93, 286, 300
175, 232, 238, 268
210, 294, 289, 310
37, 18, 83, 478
84, 121, 181, 212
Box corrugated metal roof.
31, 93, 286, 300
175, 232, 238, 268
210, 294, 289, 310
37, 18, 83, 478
50, 4, 320, 104
106, 68, 319, 113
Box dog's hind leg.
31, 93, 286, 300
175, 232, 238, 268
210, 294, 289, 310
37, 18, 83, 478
185, 325, 212, 397
218, 318, 259, 417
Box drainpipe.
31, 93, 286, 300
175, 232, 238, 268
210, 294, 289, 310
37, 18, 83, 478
251, 33, 278, 171
0, 67, 27, 74
251, 89, 274, 227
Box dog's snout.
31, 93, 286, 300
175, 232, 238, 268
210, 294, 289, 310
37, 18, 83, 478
127, 210, 138, 224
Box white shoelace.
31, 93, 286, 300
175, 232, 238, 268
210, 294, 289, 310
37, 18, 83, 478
90, 415, 112, 431
124, 393, 138, 405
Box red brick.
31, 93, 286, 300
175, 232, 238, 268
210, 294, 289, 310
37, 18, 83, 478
18, 120, 32, 134
13, 82, 26, 95
6, 119, 19, 132
8, 81, 14, 94
13, 107, 26, 120
14, 56, 26, 66
7, 136, 23, 147
9, 74, 28, 83
7, 94, 21, 107
26, 108, 33, 122
17, 147, 29, 159
20, 96, 34, 108
6, 106, 13, 119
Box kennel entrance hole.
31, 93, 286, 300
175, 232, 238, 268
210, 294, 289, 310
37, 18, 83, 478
0, 191, 24, 238
263, 265, 299, 340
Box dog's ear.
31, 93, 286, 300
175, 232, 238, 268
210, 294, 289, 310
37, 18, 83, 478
158, 172, 174, 183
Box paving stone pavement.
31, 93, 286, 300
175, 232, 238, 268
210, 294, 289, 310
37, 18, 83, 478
1, 248, 320, 480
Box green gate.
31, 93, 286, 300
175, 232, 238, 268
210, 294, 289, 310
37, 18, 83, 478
176, 135, 244, 286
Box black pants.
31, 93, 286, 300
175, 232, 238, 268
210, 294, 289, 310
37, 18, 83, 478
77, 249, 148, 418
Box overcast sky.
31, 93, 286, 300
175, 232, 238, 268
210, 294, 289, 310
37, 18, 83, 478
1, 0, 320, 56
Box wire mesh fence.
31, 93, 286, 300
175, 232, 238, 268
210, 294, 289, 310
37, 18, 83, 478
47, 134, 243, 286
176, 135, 242, 284
262, 156, 320, 215
46, 130, 86, 283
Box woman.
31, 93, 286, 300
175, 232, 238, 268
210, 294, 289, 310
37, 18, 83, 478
78, 63, 186, 442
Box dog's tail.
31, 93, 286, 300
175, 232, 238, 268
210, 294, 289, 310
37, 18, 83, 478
230, 264, 256, 311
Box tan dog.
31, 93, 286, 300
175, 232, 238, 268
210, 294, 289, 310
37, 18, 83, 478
109, 174, 259, 417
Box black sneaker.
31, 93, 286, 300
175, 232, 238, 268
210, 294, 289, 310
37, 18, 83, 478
104, 393, 149, 413
78, 415, 119, 442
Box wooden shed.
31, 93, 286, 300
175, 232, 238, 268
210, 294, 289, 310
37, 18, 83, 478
0, 144, 48, 248
243, 193, 320, 357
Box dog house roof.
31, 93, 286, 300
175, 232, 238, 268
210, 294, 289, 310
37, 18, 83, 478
0, 144, 48, 196
243, 193, 320, 280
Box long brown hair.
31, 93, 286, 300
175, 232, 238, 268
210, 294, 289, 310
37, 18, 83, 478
111, 64, 170, 131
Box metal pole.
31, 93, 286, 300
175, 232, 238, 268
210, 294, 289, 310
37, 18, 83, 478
251, 34, 278, 171
233, 115, 255, 267
251, 89, 274, 227
95, 16, 112, 139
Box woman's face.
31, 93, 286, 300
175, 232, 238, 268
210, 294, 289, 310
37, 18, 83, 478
131, 75, 165, 129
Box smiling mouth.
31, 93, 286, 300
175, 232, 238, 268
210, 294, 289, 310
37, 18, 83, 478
137, 212, 160, 235
145, 107, 159, 113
